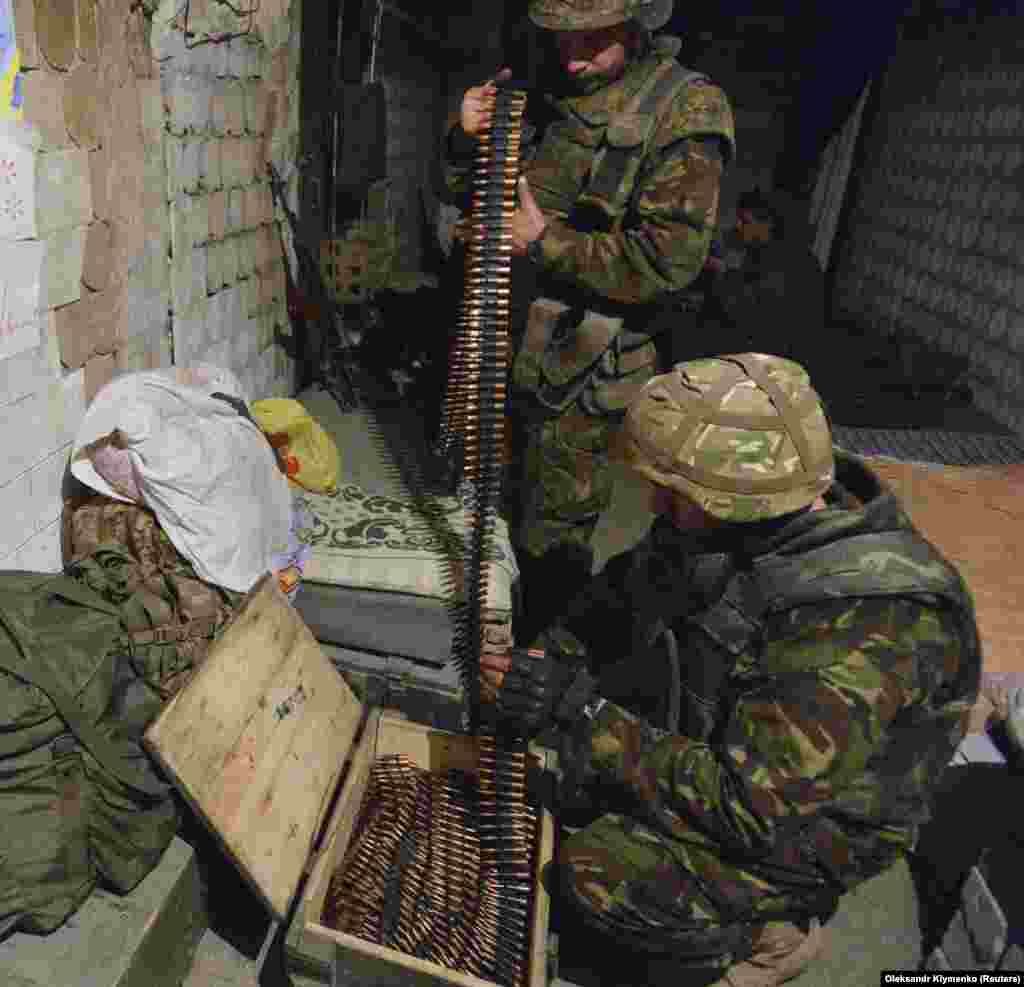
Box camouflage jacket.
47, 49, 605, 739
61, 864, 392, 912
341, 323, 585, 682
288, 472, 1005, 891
440, 37, 736, 313
542, 452, 980, 894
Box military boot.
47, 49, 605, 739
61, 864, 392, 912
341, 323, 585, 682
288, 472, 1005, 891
710, 918, 827, 987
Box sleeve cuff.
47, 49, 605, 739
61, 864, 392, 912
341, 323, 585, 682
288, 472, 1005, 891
534, 217, 574, 274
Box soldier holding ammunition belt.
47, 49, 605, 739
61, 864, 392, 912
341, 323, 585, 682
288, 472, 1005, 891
478, 354, 981, 986
440, 0, 735, 643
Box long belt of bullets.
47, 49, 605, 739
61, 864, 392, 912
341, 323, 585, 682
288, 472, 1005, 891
323, 755, 535, 986
332, 83, 539, 985
437, 83, 527, 731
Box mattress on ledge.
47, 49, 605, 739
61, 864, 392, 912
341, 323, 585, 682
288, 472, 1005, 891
294, 484, 519, 667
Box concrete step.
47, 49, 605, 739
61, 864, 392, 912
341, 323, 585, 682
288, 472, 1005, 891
182, 929, 324, 987
0, 836, 206, 987
553, 858, 921, 987
788, 858, 921, 986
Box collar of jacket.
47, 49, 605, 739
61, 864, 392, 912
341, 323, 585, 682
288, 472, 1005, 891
646, 450, 908, 564
742, 450, 911, 561
547, 34, 683, 123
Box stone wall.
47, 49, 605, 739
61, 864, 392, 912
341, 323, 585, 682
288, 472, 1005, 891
151, 0, 299, 400
0, 0, 301, 572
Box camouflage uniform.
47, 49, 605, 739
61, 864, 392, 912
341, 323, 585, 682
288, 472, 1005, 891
439, 9, 735, 572
530, 357, 981, 973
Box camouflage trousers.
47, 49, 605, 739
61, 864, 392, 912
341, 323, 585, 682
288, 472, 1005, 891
559, 813, 755, 970
559, 812, 830, 975
508, 402, 619, 562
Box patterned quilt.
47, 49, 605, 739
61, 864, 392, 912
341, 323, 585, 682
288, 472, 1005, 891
296, 484, 519, 614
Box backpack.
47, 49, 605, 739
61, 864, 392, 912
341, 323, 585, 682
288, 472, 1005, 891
0, 570, 177, 940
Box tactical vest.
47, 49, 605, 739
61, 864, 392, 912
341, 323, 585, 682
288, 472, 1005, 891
513, 56, 733, 419
670, 457, 981, 905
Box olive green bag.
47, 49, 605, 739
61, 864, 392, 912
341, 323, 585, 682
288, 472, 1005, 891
0, 570, 177, 941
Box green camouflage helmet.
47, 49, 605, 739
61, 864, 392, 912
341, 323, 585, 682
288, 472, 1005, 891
616, 353, 836, 522
528, 0, 674, 32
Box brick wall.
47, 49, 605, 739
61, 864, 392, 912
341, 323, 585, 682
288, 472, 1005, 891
0, 0, 301, 572
152, 0, 300, 401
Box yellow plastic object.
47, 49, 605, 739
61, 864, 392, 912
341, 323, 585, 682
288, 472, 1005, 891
251, 399, 340, 495
1, 46, 22, 122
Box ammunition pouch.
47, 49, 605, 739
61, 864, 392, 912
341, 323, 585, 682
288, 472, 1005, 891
512, 298, 623, 417
585, 111, 657, 216
580, 329, 658, 417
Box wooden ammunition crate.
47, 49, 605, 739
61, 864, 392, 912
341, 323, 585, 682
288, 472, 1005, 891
145, 575, 554, 987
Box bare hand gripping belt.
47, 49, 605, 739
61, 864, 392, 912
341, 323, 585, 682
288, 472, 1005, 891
322, 86, 539, 987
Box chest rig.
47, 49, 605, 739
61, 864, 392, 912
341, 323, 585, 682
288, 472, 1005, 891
635, 480, 981, 740
513, 61, 710, 418
564, 58, 707, 225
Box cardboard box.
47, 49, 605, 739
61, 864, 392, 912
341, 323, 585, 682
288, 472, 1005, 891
145, 577, 554, 987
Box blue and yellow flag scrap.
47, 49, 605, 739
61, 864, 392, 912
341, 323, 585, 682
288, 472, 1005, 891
1, 0, 24, 122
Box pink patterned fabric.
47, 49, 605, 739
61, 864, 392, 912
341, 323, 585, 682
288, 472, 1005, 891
90, 439, 141, 502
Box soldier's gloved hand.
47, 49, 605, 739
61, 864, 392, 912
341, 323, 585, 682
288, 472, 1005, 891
479, 647, 599, 738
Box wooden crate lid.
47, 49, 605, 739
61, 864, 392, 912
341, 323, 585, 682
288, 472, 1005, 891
144, 574, 364, 922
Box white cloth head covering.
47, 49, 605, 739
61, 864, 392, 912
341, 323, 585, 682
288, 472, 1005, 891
71, 369, 291, 593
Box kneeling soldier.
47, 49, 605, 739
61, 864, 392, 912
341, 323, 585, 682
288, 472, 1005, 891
481, 353, 981, 985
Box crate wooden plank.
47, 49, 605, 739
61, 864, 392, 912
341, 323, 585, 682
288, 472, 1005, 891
529, 812, 555, 987
301, 709, 381, 934
299, 715, 554, 987
372, 715, 480, 774
145, 574, 363, 923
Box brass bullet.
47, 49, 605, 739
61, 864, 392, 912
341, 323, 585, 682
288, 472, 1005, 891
476, 142, 523, 153
477, 134, 524, 145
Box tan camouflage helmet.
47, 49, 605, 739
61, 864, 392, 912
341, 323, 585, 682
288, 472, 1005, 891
617, 353, 836, 522
528, 0, 674, 32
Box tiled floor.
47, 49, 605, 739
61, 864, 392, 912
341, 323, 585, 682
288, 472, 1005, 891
867, 458, 1024, 679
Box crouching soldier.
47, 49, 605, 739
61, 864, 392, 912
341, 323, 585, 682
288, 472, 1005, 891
480, 353, 981, 985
